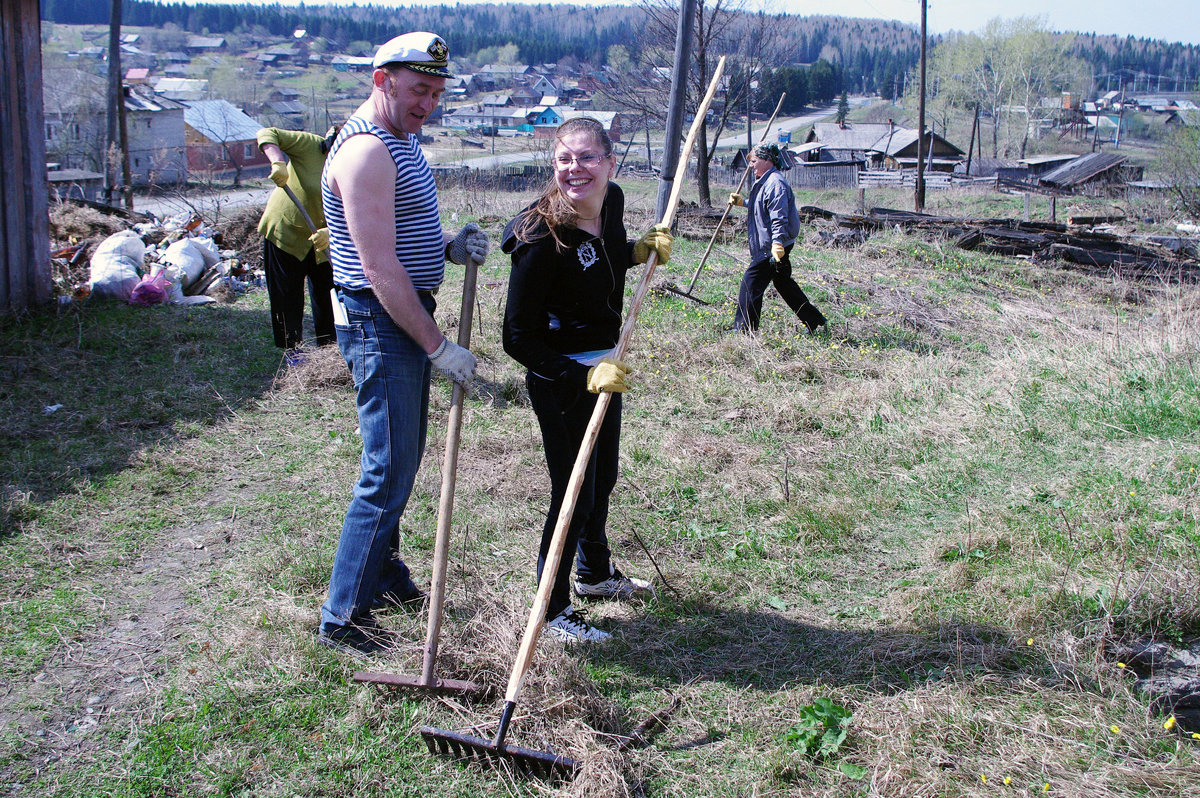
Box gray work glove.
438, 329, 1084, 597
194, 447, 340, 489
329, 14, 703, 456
428, 337, 476, 385
446, 222, 489, 266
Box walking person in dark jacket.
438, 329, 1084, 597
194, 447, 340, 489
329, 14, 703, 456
728, 143, 826, 334
501, 117, 672, 643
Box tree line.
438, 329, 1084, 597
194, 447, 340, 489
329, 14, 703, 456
45, 0, 920, 82
46, 1, 1200, 94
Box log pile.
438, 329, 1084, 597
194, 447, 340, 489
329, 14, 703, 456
800, 206, 1200, 283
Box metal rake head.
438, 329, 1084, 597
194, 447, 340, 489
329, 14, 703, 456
420, 725, 578, 782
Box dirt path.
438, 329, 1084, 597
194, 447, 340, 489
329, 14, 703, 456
1, 512, 237, 789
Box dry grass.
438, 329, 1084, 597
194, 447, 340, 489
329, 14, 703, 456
5, 181, 1200, 797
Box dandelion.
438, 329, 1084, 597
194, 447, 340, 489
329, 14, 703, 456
1003, 776, 1012, 786
1110, 724, 1120, 734
1043, 783, 1050, 792
1117, 662, 1127, 669
1027, 638, 1034, 646
1192, 732, 1200, 740
1164, 716, 1177, 731
980, 774, 987, 783
1129, 490, 1136, 497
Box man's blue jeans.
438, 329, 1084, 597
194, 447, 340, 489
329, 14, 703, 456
321, 287, 433, 633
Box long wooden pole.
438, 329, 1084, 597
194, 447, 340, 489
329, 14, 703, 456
679, 92, 786, 298
420, 256, 479, 684
914, 0, 927, 210
500, 57, 728, 713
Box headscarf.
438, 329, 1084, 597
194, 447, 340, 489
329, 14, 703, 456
753, 142, 784, 170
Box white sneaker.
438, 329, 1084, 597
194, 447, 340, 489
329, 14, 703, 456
574, 566, 655, 600
544, 605, 611, 643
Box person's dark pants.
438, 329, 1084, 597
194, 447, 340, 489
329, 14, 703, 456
527, 372, 621, 620
263, 239, 336, 349
734, 244, 826, 333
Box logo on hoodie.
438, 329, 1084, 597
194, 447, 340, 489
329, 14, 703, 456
577, 241, 598, 271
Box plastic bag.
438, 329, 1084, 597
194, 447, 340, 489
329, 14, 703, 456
160, 239, 208, 288
128, 272, 172, 306
190, 236, 222, 269
89, 234, 148, 302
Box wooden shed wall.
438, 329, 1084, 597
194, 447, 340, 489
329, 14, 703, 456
1, 0, 51, 314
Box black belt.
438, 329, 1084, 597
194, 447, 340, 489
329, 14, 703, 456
336, 285, 439, 297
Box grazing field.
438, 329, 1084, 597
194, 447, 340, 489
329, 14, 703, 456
2, 181, 1198, 797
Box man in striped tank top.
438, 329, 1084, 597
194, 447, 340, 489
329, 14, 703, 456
317, 32, 490, 655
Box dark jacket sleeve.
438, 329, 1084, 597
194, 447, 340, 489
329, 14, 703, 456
762, 175, 790, 245
502, 224, 591, 389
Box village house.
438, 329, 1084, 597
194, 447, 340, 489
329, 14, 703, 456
802, 121, 963, 172
125, 86, 188, 187
330, 54, 373, 73
182, 99, 267, 182
154, 78, 209, 102
186, 36, 226, 56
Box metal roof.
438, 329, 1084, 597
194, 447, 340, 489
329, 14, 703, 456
183, 100, 262, 142
1039, 152, 1127, 187
808, 122, 896, 151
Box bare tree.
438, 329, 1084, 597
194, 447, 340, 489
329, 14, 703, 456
1157, 126, 1200, 219
921, 17, 1088, 158
605, 0, 782, 207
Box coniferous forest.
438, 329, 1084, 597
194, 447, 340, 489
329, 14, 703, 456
41, 0, 1200, 95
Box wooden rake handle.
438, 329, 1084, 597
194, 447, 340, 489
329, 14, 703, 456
502, 57, 728, 705
281, 183, 320, 235
420, 254, 481, 684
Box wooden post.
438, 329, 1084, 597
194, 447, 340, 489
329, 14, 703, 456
655, 0, 698, 221
1, 0, 51, 314
1024, 192, 1031, 222
1050, 195, 1057, 223
914, 0, 927, 211
858, 188, 866, 215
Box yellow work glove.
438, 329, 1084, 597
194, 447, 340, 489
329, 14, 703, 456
728, 192, 744, 207
770, 242, 786, 263
268, 160, 289, 187
586, 358, 631, 394
309, 227, 329, 251
632, 224, 673, 265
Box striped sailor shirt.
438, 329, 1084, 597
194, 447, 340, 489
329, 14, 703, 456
321, 116, 444, 292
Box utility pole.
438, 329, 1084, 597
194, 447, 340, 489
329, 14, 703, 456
914, 0, 927, 211
106, 0, 130, 207
655, 0, 697, 222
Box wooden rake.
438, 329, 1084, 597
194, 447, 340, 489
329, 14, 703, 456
353, 254, 486, 700
661, 92, 787, 304
420, 57, 728, 782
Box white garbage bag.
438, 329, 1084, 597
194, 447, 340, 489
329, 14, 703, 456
160, 239, 208, 289
88, 231, 145, 300
190, 236, 222, 269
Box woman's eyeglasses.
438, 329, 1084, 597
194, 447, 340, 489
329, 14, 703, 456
555, 152, 608, 169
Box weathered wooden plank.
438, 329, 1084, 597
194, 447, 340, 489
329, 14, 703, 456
1, 0, 51, 314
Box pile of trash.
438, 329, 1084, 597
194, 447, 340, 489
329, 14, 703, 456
51, 206, 263, 307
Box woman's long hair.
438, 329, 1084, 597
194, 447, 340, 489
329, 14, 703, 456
512, 117, 613, 251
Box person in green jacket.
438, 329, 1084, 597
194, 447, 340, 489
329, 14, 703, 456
256, 125, 339, 361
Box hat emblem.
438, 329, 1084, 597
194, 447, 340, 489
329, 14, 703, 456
428, 39, 448, 63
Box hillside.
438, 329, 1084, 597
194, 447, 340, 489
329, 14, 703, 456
3, 178, 1199, 796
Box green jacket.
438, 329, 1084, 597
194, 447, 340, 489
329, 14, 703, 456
256, 128, 329, 263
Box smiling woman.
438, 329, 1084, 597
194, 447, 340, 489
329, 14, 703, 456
498, 117, 673, 643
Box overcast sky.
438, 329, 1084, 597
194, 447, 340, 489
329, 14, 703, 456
207, 0, 1200, 46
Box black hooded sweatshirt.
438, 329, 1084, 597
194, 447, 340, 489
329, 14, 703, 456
501, 183, 636, 390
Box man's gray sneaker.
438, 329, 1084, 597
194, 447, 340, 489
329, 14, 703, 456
544, 605, 611, 643
574, 566, 654, 600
